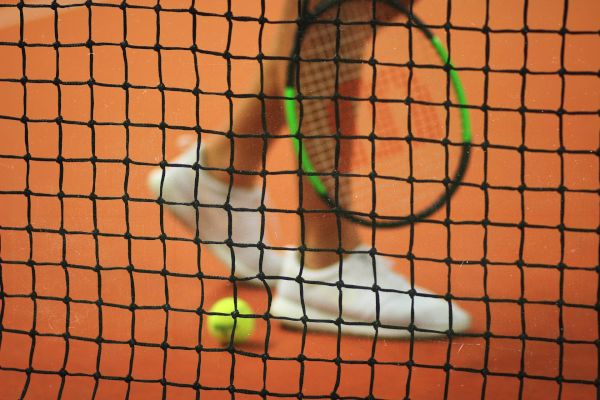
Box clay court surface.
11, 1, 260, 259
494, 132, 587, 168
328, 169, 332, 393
0, 0, 598, 399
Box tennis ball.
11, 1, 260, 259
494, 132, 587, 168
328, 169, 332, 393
207, 297, 255, 344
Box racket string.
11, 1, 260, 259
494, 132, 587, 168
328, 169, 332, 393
298, 0, 454, 217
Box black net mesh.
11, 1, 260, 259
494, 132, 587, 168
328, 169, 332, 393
0, 0, 598, 399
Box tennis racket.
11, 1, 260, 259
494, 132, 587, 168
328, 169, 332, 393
284, 0, 472, 227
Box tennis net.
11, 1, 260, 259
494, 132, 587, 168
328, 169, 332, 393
0, 0, 598, 399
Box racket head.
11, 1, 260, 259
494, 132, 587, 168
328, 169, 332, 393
284, 0, 472, 227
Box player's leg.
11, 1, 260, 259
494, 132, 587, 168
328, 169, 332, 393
271, 0, 471, 337
200, 1, 303, 187
201, 59, 287, 189
300, 177, 361, 268
148, 2, 302, 284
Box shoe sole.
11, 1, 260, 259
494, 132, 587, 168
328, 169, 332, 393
271, 296, 470, 339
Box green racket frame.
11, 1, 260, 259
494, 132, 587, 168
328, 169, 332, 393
284, 0, 472, 227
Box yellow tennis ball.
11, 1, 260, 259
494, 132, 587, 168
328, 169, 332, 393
207, 297, 255, 344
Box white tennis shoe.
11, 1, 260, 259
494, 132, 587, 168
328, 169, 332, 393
148, 145, 281, 285
271, 246, 471, 338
